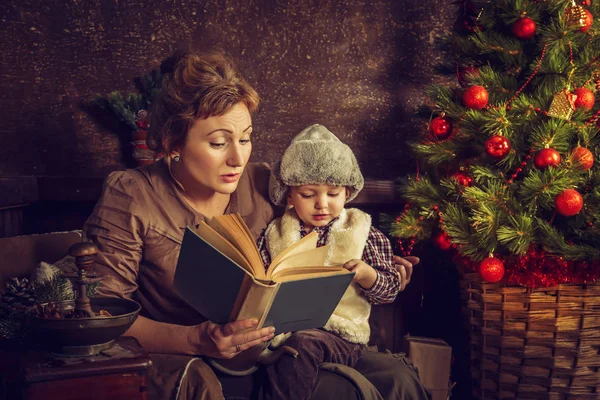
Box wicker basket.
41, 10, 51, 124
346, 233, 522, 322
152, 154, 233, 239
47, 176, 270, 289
460, 272, 600, 400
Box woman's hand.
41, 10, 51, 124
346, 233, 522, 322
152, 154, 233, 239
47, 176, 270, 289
192, 318, 275, 359
393, 255, 419, 291
343, 259, 377, 289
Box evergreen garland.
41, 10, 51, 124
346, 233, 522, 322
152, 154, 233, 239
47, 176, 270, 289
0, 275, 102, 341
94, 70, 163, 132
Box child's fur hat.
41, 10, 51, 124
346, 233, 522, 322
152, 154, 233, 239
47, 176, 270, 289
269, 124, 364, 206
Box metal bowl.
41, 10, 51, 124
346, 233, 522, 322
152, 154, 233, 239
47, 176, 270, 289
27, 297, 141, 357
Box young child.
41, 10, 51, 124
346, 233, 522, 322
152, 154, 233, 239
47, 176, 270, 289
256, 124, 406, 400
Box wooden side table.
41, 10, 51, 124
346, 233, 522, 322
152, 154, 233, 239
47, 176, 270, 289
1, 336, 152, 400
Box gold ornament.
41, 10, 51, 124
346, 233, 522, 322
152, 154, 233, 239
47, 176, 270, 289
565, 1, 587, 28
547, 89, 577, 120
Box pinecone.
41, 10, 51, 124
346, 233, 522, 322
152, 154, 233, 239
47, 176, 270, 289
0, 277, 36, 318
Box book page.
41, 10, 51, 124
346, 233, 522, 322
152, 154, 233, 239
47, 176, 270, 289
268, 244, 332, 279
232, 276, 278, 325
233, 213, 259, 253
209, 215, 266, 279
265, 231, 320, 278
272, 266, 351, 282
194, 222, 262, 279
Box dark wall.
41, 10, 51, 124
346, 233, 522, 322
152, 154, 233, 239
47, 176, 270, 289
0, 0, 454, 179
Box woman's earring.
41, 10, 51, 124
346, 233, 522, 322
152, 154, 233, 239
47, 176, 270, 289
173, 155, 181, 163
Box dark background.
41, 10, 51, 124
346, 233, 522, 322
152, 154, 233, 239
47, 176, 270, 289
0, 1, 471, 398
0, 0, 454, 178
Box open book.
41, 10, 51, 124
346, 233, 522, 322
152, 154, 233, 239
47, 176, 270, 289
173, 213, 354, 333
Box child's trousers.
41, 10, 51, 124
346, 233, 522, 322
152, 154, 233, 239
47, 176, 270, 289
261, 329, 428, 400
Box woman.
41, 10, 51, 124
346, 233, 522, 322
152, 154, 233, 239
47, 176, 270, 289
84, 50, 425, 399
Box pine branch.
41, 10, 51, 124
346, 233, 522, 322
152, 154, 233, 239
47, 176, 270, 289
134, 70, 163, 107
462, 180, 516, 213
398, 176, 445, 207
470, 165, 507, 186
536, 218, 600, 259
470, 203, 501, 253
443, 203, 484, 260
497, 214, 535, 255
87, 281, 101, 298
425, 85, 465, 117
518, 169, 582, 213
528, 119, 573, 152
33, 274, 74, 304
469, 30, 524, 62
470, 65, 519, 103
95, 92, 142, 131
389, 212, 428, 241
410, 140, 460, 164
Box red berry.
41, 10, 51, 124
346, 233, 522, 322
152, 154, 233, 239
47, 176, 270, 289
452, 172, 473, 186
459, 66, 480, 84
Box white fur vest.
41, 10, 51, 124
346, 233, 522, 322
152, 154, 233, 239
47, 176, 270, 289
264, 207, 372, 344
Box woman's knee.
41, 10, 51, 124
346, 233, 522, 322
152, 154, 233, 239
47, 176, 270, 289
310, 369, 361, 400
355, 350, 428, 400
390, 356, 427, 398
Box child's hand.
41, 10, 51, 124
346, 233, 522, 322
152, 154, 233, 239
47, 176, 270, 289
343, 259, 377, 289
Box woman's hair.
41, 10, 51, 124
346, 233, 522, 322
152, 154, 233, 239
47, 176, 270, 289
147, 50, 260, 155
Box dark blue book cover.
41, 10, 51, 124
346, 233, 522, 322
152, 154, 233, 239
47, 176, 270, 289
174, 227, 354, 332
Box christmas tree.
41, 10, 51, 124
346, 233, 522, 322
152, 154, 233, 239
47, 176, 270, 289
391, 0, 600, 287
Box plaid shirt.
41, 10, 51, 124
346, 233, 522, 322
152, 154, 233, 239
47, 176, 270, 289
256, 217, 400, 305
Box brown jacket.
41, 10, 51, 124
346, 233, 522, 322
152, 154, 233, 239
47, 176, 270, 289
82, 160, 391, 400
83, 160, 275, 325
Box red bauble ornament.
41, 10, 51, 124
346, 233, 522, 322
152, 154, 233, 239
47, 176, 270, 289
459, 66, 480, 84
432, 232, 452, 251
572, 146, 594, 171
533, 148, 562, 169
463, 85, 489, 109
580, 0, 591, 6
512, 17, 537, 40
485, 136, 511, 159
580, 9, 594, 32
479, 257, 505, 283
555, 189, 584, 216
452, 171, 473, 186
429, 116, 454, 140
572, 87, 595, 111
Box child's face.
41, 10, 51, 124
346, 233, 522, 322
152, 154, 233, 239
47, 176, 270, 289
287, 185, 349, 231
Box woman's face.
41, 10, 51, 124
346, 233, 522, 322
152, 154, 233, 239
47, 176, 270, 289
173, 102, 253, 195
